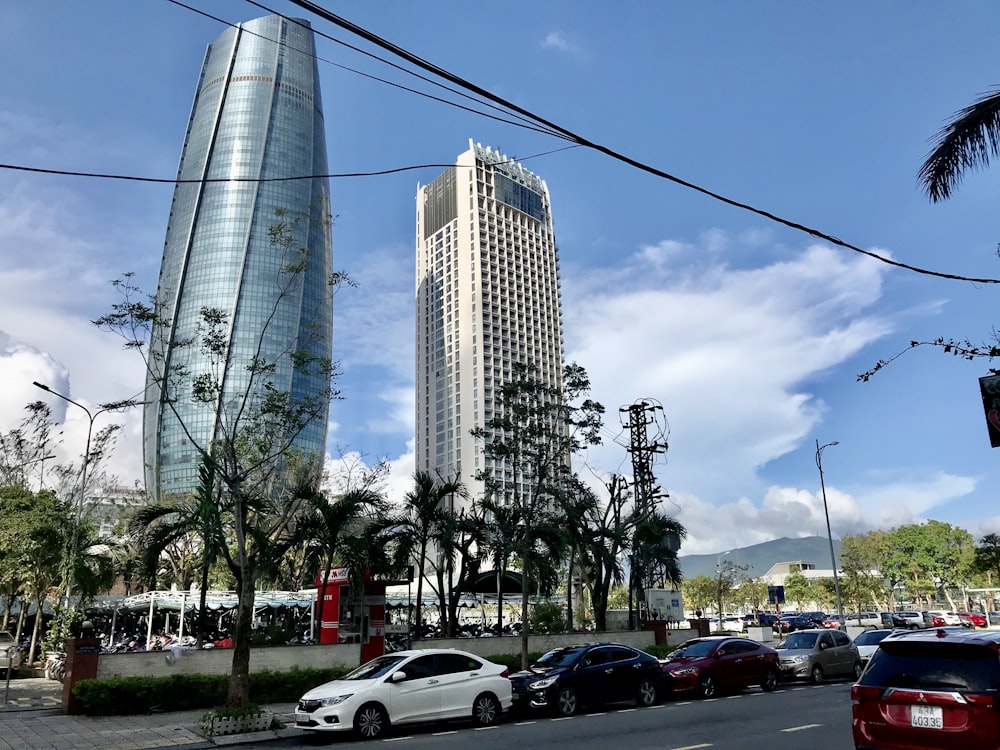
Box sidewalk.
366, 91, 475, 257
0, 679, 299, 750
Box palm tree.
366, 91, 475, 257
129, 457, 227, 646
919, 86, 1000, 201
397, 471, 465, 639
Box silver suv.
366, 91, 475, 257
891, 611, 925, 629
0, 631, 21, 677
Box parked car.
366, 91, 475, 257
719, 615, 744, 632
295, 648, 512, 739
955, 611, 987, 628
922, 610, 962, 627
775, 613, 800, 633
852, 628, 1000, 749
0, 631, 21, 677
509, 642, 660, 716
844, 612, 881, 628
659, 636, 780, 698
852, 628, 896, 666
750, 613, 779, 630
776, 628, 863, 683
821, 614, 843, 629
892, 610, 926, 629
785, 613, 827, 632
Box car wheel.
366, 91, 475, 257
909, 624, 918, 630
472, 693, 501, 726
853, 661, 864, 680
636, 677, 657, 707
555, 686, 578, 717
810, 665, 824, 684
761, 667, 778, 692
354, 703, 389, 739
697, 672, 717, 699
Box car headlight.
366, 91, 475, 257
791, 655, 808, 664
670, 667, 699, 676
319, 694, 353, 706
529, 677, 558, 690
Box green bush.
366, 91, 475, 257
71, 666, 349, 716
531, 602, 565, 634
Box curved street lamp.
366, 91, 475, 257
815, 439, 843, 626
32, 381, 139, 607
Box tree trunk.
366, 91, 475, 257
197, 562, 210, 648
226, 569, 255, 708
413, 540, 426, 640
565, 559, 574, 632
520, 584, 530, 670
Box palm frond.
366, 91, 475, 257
919, 86, 1000, 201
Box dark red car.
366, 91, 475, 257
659, 636, 779, 698
852, 628, 1000, 750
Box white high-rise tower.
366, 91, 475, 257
415, 140, 564, 509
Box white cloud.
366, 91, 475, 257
541, 31, 581, 55
564, 238, 893, 502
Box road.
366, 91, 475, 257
226, 679, 856, 750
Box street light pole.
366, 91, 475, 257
816, 439, 843, 627
32, 381, 121, 608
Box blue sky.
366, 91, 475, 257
3, 1, 1000, 555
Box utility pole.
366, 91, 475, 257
619, 399, 670, 626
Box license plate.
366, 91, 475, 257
296, 712, 311, 723
911, 704, 943, 729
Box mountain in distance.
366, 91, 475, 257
677, 536, 842, 581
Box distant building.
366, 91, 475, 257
415, 141, 564, 509
85, 486, 147, 539
143, 16, 333, 502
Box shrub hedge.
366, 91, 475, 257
71, 666, 349, 716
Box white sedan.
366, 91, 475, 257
295, 648, 512, 739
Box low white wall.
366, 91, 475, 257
93, 629, 694, 681
96, 642, 361, 680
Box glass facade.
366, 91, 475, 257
144, 16, 332, 501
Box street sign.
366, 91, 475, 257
768, 585, 785, 605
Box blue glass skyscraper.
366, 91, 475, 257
144, 16, 332, 502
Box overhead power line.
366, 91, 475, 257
276, 0, 1000, 286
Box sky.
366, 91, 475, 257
3, 1, 1000, 558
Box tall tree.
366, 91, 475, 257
470, 362, 604, 668
94, 210, 346, 708
397, 471, 465, 639
919, 86, 1000, 202
128, 457, 226, 646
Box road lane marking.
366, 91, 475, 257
432, 730, 458, 735
586, 711, 607, 716
670, 744, 713, 750
513, 721, 536, 725
384, 737, 413, 742
781, 724, 822, 732
473, 726, 499, 731
552, 716, 574, 721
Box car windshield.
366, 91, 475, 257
343, 655, 408, 681
667, 640, 718, 658
778, 632, 818, 650
533, 647, 587, 669
854, 630, 893, 646
863, 642, 1000, 692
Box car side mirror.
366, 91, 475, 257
390, 670, 408, 682
818, 643, 827, 651
715, 649, 725, 658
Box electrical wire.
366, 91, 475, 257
279, 0, 1000, 286
166, 0, 568, 140
0, 146, 579, 184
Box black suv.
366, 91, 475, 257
509, 643, 661, 716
